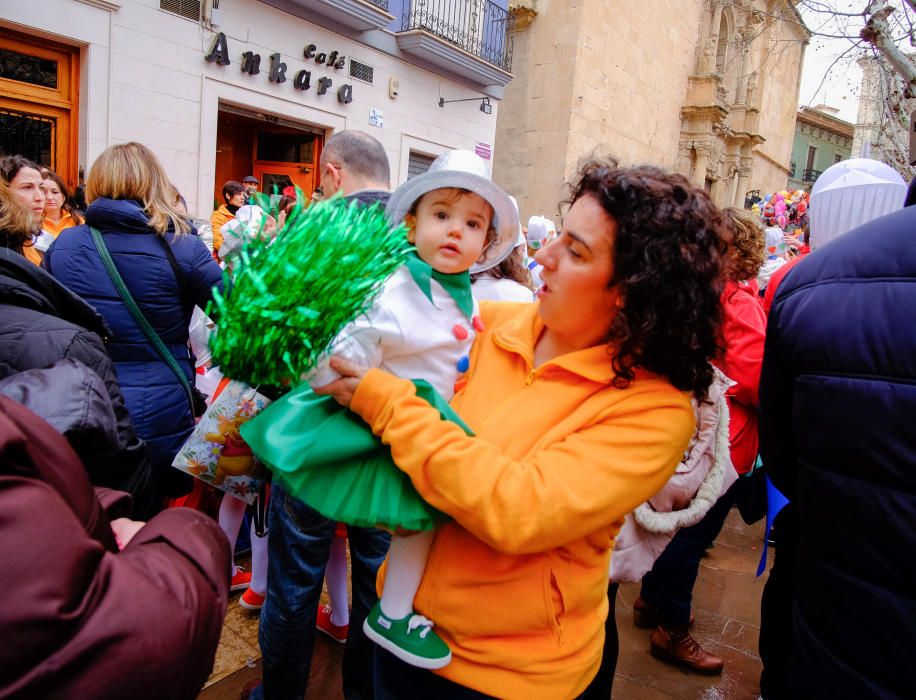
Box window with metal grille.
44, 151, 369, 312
407, 151, 436, 180
0, 108, 55, 166
160, 0, 201, 21
349, 60, 374, 85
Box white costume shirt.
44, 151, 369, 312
308, 266, 478, 401
472, 275, 535, 303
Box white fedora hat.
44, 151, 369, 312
386, 150, 520, 274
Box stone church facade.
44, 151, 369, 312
494, 0, 810, 221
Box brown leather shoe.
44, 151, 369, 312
632, 596, 695, 629
649, 624, 724, 675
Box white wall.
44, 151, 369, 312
4, 0, 501, 216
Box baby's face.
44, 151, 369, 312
410, 189, 493, 274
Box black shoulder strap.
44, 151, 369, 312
158, 234, 186, 297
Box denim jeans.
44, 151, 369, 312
640, 482, 738, 626
254, 483, 391, 700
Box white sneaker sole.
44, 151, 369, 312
363, 619, 452, 670
316, 624, 348, 644
238, 595, 264, 611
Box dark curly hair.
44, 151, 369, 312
564, 158, 728, 398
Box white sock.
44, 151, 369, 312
326, 535, 350, 626
379, 531, 434, 620
217, 494, 246, 572
249, 517, 269, 595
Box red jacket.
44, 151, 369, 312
713, 280, 766, 474
0, 397, 230, 700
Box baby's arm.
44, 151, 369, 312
306, 302, 400, 388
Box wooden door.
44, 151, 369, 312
0, 29, 79, 189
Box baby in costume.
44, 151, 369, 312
248, 151, 519, 669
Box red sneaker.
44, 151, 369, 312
231, 567, 252, 592
240, 588, 265, 611
316, 605, 348, 643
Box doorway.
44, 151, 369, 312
214, 106, 323, 209
0, 28, 80, 189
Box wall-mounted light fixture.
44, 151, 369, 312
438, 96, 492, 115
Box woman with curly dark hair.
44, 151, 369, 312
314, 158, 728, 699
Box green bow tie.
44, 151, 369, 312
404, 249, 474, 320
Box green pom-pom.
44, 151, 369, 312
208, 197, 411, 386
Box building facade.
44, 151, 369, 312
494, 0, 809, 222
1, 0, 515, 217
787, 105, 853, 192
851, 55, 916, 180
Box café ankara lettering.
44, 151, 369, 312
205, 32, 354, 105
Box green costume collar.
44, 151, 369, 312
404, 249, 474, 320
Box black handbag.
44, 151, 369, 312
733, 459, 768, 525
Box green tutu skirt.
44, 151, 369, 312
240, 379, 472, 531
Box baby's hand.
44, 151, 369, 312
312, 356, 367, 408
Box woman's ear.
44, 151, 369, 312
404, 213, 417, 244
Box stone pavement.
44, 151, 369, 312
200, 510, 771, 699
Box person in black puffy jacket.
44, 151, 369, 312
43, 143, 223, 502
0, 246, 156, 515
759, 179, 916, 700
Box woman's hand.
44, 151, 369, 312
312, 356, 368, 408
110, 517, 146, 550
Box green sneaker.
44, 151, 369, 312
362, 602, 452, 669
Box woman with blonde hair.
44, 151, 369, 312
44, 142, 223, 506
0, 180, 37, 255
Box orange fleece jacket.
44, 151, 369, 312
350, 302, 695, 699
209, 205, 234, 254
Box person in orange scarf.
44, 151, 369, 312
41, 170, 84, 237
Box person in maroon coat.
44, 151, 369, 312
0, 396, 231, 700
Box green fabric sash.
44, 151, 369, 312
240, 379, 473, 531
404, 249, 474, 320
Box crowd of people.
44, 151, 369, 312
1, 132, 913, 700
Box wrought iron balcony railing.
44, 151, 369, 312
401, 0, 514, 72
802, 168, 821, 183
366, 0, 390, 10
